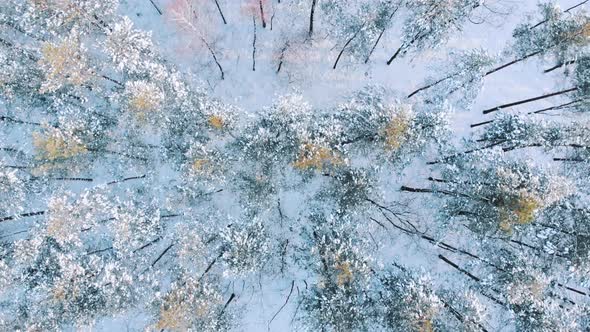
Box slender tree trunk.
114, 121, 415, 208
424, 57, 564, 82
1, 211, 45, 223
276, 42, 289, 74
408, 72, 460, 98
106, 174, 147, 185
309, 0, 317, 37
333, 25, 364, 69
400, 186, 434, 193
364, 7, 398, 63
484, 50, 542, 76
150, 243, 174, 268
544, 59, 576, 73
440, 299, 490, 332
147, 0, 162, 15
213, 0, 227, 24
220, 293, 236, 316
51, 177, 93, 182
472, 98, 584, 127
87, 148, 148, 161
0, 116, 41, 126
427, 140, 508, 164
532, 0, 589, 28
470, 119, 494, 128
529, 98, 583, 114
386, 44, 404, 65
554, 157, 584, 162
200, 37, 225, 80
565, 0, 590, 12
438, 255, 481, 282
510, 239, 568, 258
252, 16, 257, 71
101, 75, 124, 87
557, 283, 588, 296
0, 165, 28, 169
268, 280, 295, 327
259, 0, 267, 28
482, 87, 578, 114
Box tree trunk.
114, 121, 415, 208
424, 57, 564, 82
148, 0, 162, 15
1, 211, 45, 223
0, 116, 41, 126
386, 44, 404, 65
408, 72, 460, 98
276, 42, 289, 74
364, 7, 398, 63
309, 0, 317, 37
252, 16, 257, 71
484, 50, 542, 76
438, 255, 481, 282
200, 37, 225, 80
482, 87, 578, 114
259, 0, 267, 28
333, 25, 364, 69
529, 98, 583, 114
427, 140, 507, 164
470, 119, 494, 128
544, 59, 576, 73
213, 0, 227, 24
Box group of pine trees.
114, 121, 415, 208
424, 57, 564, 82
0, 0, 590, 331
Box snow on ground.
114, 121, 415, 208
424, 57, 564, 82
2, 0, 585, 330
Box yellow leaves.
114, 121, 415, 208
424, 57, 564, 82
292, 143, 343, 171
32, 131, 87, 161
335, 261, 353, 286
30, 0, 72, 10
125, 81, 164, 121
192, 158, 210, 172
208, 115, 225, 129
514, 195, 540, 224
498, 192, 540, 233
575, 22, 590, 42
382, 108, 412, 151
498, 216, 513, 233
156, 301, 189, 331
51, 283, 67, 302
190, 158, 217, 178
46, 216, 69, 243
154, 279, 220, 331
155, 289, 190, 331
419, 319, 434, 332
128, 88, 161, 112
39, 38, 90, 93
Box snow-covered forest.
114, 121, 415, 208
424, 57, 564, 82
1, 0, 590, 331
